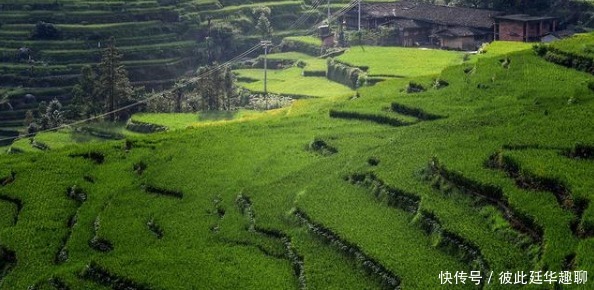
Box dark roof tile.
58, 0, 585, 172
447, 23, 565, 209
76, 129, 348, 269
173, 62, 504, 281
350, 1, 503, 29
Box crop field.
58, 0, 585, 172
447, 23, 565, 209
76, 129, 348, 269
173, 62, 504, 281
131, 111, 267, 130
6, 122, 140, 153
336, 46, 465, 77
0, 0, 336, 133
1, 37, 594, 290
235, 67, 354, 98
548, 33, 594, 58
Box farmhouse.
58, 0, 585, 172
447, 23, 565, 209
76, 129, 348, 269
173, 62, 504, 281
344, 1, 503, 50
344, 1, 558, 50
493, 14, 557, 42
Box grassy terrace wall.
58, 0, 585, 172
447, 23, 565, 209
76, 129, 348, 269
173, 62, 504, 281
535, 33, 594, 74
279, 36, 322, 56
326, 58, 366, 89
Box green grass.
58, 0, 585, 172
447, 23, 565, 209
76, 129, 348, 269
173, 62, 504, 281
131, 113, 200, 130
477, 41, 534, 57
8, 122, 144, 153
261, 51, 327, 73
283, 36, 322, 46
549, 32, 594, 58
336, 46, 464, 77
2, 27, 594, 290
265, 51, 314, 61
235, 67, 354, 98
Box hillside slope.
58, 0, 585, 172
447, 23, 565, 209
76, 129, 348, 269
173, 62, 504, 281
1, 44, 594, 289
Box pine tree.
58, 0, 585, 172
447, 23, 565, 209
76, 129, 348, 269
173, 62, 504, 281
190, 64, 237, 111
71, 65, 99, 118
255, 13, 273, 39
222, 66, 236, 110
97, 37, 133, 121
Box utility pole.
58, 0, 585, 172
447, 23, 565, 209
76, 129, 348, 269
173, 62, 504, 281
260, 40, 272, 109
206, 16, 213, 65
327, 0, 331, 23
358, 0, 361, 31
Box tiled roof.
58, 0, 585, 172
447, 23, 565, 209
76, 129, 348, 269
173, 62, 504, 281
431, 26, 491, 37
389, 18, 426, 29
349, 1, 503, 29
494, 14, 556, 22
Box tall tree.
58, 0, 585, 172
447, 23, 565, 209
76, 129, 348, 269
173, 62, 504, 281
39, 98, 64, 130
71, 65, 100, 118
97, 37, 133, 121
255, 13, 273, 39
221, 66, 236, 110
189, 64, 238, 111
253, 6, 273, 39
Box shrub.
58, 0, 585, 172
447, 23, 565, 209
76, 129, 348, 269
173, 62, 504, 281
30, 21, 62, 40
532, 43, 547, 57
406, 82, 425, 93
308, 138, 337, 156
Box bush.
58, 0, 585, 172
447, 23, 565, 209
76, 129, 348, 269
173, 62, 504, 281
308, 138, 337, 156
533, 43, 547, 57
538, 45, 594, 74
406, 82, 425, 93
30, 21, 62, 40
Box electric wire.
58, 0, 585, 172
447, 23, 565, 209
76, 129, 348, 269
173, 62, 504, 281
0, 0, 363, 144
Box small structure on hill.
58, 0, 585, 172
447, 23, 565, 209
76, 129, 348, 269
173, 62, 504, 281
318, 24, 335, 49
541, 29, 575, 43
494, 14, 557, 42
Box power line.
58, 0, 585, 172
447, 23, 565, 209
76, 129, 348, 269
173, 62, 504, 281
0, 0, 364, 144
0, 44, 263, 144
286, 0, 324, 32
306, 0, 358, 35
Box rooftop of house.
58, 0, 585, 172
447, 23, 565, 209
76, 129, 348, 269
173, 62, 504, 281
388, 18, 425, 29
431, 26, 492, 38
348, 1, 504, 29
494, 14, 557, 22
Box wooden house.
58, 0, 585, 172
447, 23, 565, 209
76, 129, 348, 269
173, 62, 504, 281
493, 14, 557, 42
344, 1, 503, 50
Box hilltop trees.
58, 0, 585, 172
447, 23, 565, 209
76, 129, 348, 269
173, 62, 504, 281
148, 64, 238, 112
189, 64, 237, 111
71, 65, 100, 118
98, 37, 133, 121
70, 38, 134, 121
253, 6, 273, 39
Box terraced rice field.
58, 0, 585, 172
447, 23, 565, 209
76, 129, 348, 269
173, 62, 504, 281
1, 37, 594, 289
0, 0, 338, 137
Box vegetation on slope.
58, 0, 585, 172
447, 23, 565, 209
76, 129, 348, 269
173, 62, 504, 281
1, 41, 594, 289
